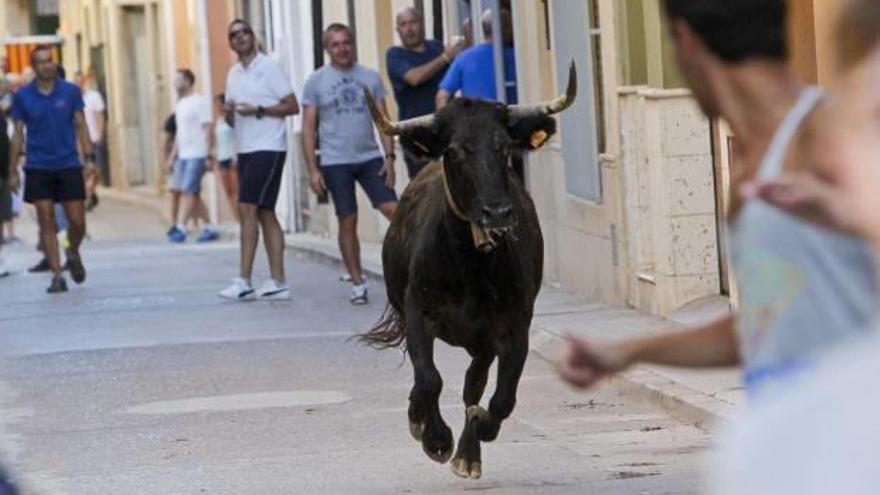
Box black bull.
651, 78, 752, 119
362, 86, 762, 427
360, 63, 577, 479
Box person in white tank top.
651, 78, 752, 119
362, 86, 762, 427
710, 2, 880, 493
557, 0, 876, 403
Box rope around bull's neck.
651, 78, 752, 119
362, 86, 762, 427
441, 161, 498, 252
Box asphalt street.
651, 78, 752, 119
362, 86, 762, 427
0, 199, 709, 494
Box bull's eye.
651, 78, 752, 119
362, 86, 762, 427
445, 144, 466, 162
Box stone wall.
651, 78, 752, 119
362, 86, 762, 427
619, 87, 721, 316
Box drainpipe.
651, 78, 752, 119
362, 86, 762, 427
196, 0, 219, 225
162, 0, 177, 112
470, 0, 482, 44
487, 0, 506, 104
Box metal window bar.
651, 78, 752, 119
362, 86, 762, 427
488, 0, 506, 103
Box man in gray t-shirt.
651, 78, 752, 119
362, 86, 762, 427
302, 23, 398, 305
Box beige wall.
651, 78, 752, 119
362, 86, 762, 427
811, 0, 845, 85
619, 89, 720, 315
206, 0, 237, 99
788, 0, 848, 86
172, 1, 194, 72
59, 0, 172, 190
2, 0, 32, 38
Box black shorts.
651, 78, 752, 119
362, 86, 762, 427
322, 158, 398, 218
238, 151, 286, 209
0, 179, 11, 223
24, 168, 86, 204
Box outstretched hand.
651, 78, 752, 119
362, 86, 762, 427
555, 335, 629, 389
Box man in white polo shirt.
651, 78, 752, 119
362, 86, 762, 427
220, 19, 300, 301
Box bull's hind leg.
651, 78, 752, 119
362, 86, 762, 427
453, 330, 529, 478
451, 353, 494, 479
406, 296, 454, 463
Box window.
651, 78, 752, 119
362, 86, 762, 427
550, 0, 603, 201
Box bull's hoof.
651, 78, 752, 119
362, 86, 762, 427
451, 457, 482, 479
423, 441, 454, 464
422, 423, 454, 464
466, 405, 490, 423
409, 421, 425, 441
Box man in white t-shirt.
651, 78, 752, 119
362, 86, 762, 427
219, 19, 299, 301
167, 69, 218, 243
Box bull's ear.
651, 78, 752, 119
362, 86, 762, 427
399, 125, 449, 159
507, 115, 558, 151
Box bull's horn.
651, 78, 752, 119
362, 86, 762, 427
509, 59, 577, 118
363, 87, 435, 136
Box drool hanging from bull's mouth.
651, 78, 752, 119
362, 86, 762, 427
359, 61, 577, 480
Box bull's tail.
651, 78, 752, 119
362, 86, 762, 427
357, 304, 407, 350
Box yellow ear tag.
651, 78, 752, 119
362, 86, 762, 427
529, 130, 549, 149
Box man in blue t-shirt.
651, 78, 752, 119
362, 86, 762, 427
8, 46, 97, 294
437, 8, 518, 109
386, 6, 465, 178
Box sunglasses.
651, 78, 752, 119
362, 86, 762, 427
228, 27, 253, 40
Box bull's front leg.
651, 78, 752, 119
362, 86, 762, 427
450, 352, 494, 479
451, 329, 528, 479
405, 293, 454, 464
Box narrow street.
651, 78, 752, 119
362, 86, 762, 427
0, 198, 708, 495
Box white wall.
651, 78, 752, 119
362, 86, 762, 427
263, 0, 314, 232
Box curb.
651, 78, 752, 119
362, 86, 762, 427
286, 237, 735, 429
528, 325, 736, 429
286, 235, 384, 283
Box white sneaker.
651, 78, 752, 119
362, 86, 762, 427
338, 273, 353, 283
256, 279, 291, 300
219, 277, 255, 300
350, 283, 369, 305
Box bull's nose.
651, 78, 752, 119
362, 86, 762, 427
481, 204, 514, 225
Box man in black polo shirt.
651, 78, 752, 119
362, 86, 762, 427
385, 6, 464, 179
8, 46, 97, 293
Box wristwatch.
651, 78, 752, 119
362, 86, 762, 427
84, 153, 96, 163
256, 106, 265, 119
385, 152, 397, 160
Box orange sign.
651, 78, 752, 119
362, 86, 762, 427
3, 38, 62, 74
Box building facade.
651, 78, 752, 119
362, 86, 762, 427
278, 0, 852, 319
49, 0, 853, 318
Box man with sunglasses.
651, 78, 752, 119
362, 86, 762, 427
220, 20, 300, 301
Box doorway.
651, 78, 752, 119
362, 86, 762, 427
120, 6, 158, 187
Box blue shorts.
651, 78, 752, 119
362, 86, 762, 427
322, 158, 398, 218
170, 158, 206, 194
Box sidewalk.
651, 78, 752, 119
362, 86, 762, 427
286, 232, 745, 429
